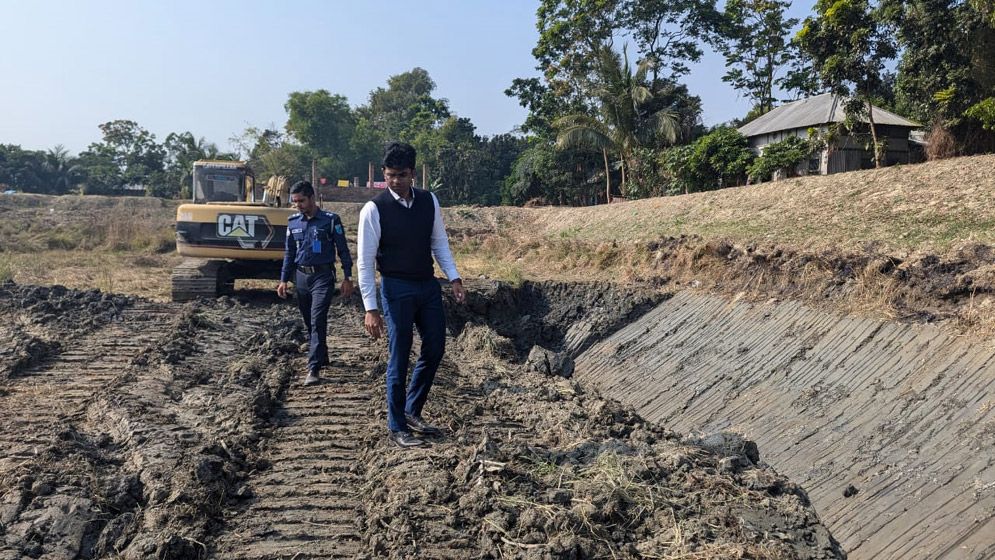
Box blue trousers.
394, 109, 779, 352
295, 269, 333, 374
380, 276, 446, 433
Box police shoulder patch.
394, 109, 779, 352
322, 210, 338, 219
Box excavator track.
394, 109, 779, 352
211, 313, 371, 559
171, 258, 229, 302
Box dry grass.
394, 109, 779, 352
437, 155, 995, 334
445, 154, 995, 258
3, 252, 179, 300
0, 195, 365, 301
0, 253, 13, 283
0, 193, 178, 254
0, 194, 184, 299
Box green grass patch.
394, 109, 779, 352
558, 226, 582, 239
45, 230, 82, 250
0, 253, 13, 283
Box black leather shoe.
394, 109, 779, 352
405, 414, 443, 436
389, 431, 424, 448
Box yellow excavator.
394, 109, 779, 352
171, 160, 294, 301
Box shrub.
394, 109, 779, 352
964, 97, 995, 131
747, 136, 816, 183
926, 123, 959, 160
660, 145, 697, 195
660, 128, 754, 194
503, 142, 597, 206
622, 147, 662, 199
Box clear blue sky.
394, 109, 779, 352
0, 0, 815, 155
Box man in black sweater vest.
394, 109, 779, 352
357, 142, 467, 448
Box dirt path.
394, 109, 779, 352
354, 355, 539, 560
211, 317, 371, 559
0, 292, 305, 559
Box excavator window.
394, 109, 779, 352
193, 166, 246, 203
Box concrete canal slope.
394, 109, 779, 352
574, 292, 995, 559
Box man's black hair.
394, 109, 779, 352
382, 142, 417, 170
290, 180, 314, 197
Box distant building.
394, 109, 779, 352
737, 93, 922, 177
120, 183, 147, 196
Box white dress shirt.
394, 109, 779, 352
357, 188, 460, 312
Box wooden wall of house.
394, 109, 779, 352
747, 127, 813, 154
827, 149, 863, 174
826, 147, 913, 173
748, 124, 917, 177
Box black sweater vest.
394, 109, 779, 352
373, 188, 435, 280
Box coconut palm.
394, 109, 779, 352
555, 45, 679, 202
44, 145, 82, 194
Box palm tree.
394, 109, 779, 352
44, 145, 81, 194
555, 45, 679, 202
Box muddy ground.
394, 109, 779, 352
0, 279, 843, 559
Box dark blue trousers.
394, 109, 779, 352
295, 269, 334, 374
380, 276, 446, 433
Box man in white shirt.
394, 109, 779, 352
357, 142, 467, 448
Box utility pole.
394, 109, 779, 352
368, 162, 374, 188
422, 163, 428, 190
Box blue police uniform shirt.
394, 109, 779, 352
281, 210, 353, 282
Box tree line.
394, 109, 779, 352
2, 0, 993, 205
0, 124, 235, 199
0, 68, 525, 206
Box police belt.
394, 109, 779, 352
297, 263, 333, 275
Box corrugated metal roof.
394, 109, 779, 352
737, 93, 920, 137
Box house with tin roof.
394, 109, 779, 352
737, 93, 922, 177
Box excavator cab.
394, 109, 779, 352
171, 161, 295, 301
191, 161, 255, 203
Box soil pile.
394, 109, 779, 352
635, 236, 995, 331
0, 282, 133, 380
353, 281, 844, 559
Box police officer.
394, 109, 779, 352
277, 181, 354, 386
